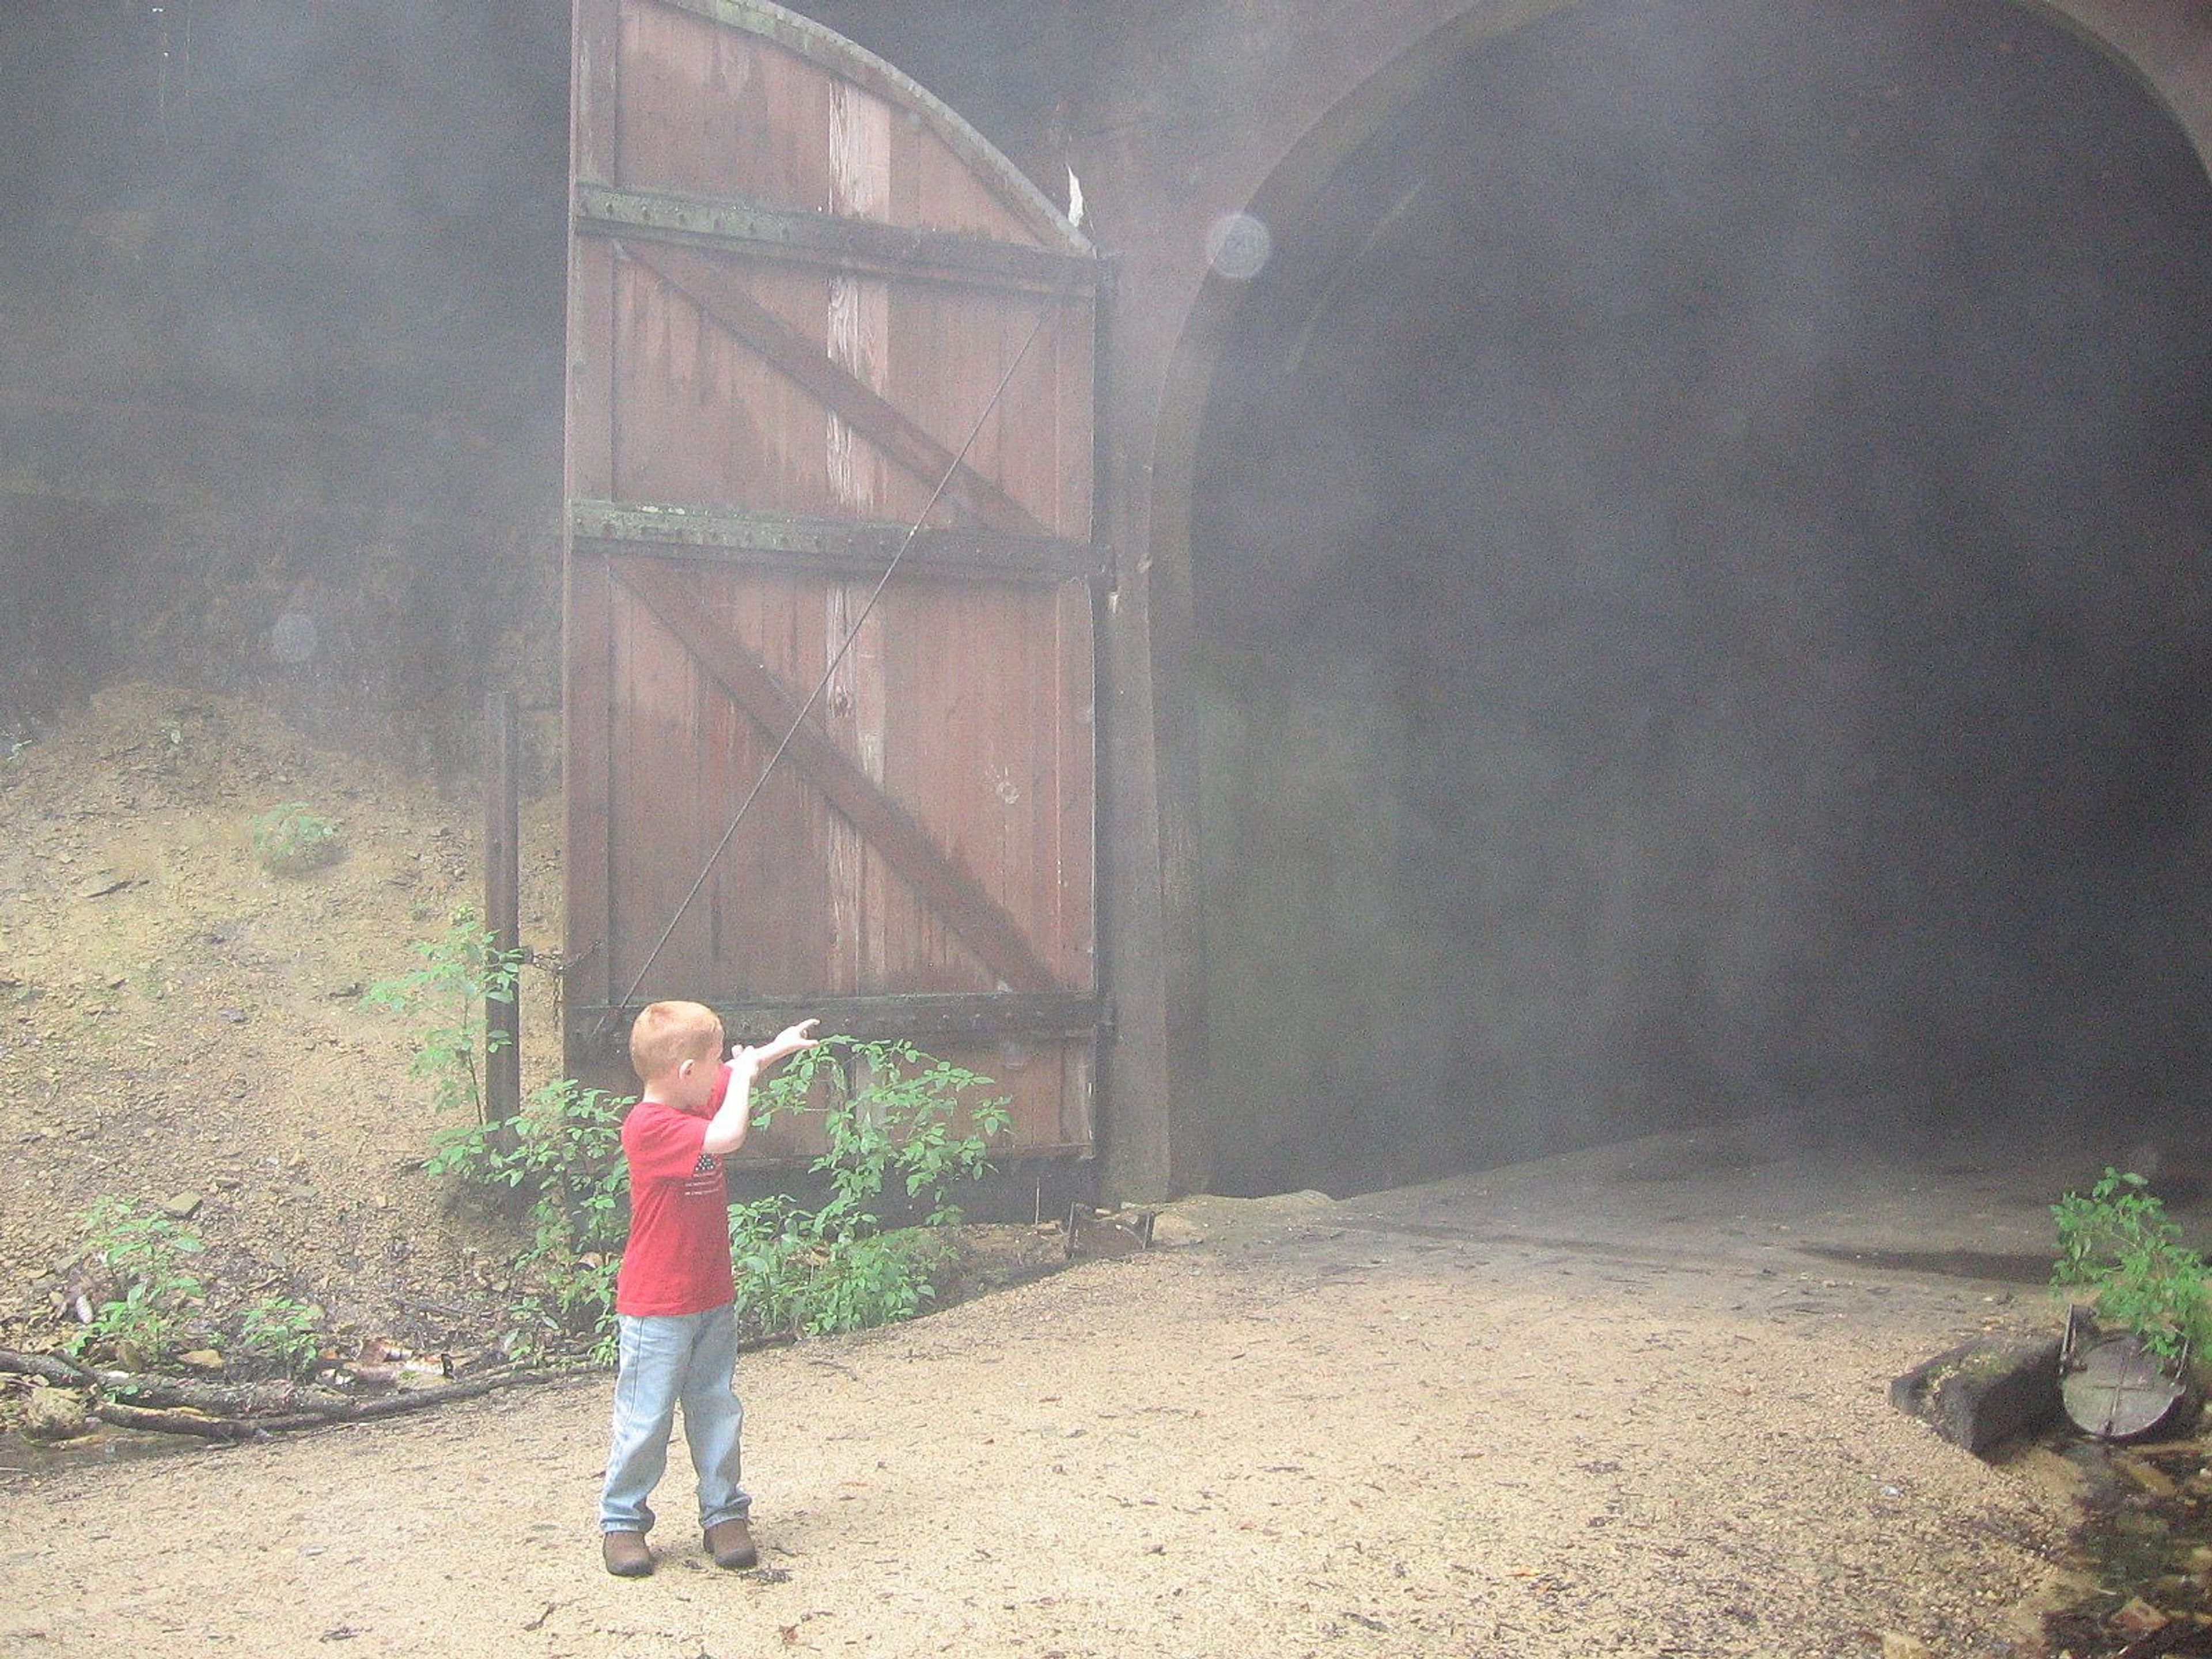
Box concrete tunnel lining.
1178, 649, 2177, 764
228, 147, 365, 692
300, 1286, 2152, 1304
1174, 0, 2212, 1199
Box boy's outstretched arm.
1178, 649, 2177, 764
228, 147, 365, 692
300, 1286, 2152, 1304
701, 1020, 820, 1157
741, 1020, 822, 1073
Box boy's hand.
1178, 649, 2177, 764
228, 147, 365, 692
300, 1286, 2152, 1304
732, 1019, 820, 1075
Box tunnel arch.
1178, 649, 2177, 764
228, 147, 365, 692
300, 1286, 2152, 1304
1142, 0, 2212, 1196
1150, 0, 2212, 665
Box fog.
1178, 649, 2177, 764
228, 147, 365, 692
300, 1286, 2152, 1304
1190, 0, 2212, 1195
5, 1, 2210, 1202
0, 1, 568, 765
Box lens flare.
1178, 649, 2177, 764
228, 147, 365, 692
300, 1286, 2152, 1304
1206, 211, 1273, 281
270, 612, 319, 665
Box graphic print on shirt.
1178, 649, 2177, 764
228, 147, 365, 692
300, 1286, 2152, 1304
683, 1151, 721, 1198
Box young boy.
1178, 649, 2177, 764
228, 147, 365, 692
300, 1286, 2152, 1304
599, 999, 818, 1578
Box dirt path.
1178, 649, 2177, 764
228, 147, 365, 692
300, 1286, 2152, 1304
0, 1191, 2066, 1659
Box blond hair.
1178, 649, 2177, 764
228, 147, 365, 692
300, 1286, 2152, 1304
628, 1000, 725, 1085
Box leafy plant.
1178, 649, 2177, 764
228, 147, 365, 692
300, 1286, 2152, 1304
730, 1039, 1011, 1338
426, 1077, 629, 1363
248, 802, 343, 875
65, 1198, 206, 1369
2052, 1167, 2212, 1368
238, 1294, 323, 1377
420, 1039, 1010, 1360
364, 907, 521, 1125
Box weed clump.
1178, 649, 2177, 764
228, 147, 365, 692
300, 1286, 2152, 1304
248, 802, 343, 875
362, 907, 520, 1125
64, 1197, 207, 1370
2053, 1167, 2212, 1369
421, 1037, 1010, 1362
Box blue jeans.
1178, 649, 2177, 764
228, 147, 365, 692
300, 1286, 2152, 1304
599, 1304, 749, 1534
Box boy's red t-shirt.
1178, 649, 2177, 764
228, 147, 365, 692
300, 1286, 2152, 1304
614, 1065, 736, 1317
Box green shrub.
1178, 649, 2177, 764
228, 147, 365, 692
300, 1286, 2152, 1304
731, 1039, 1010, 1338
65, 1198, 206, 1369
426, 1077, 628, 1363
422, 1039, 1010, 1360
2053, 1166, 2212, 1368
249, 802, 343, 874
364, 907, 521, 1125
238, 1294, 323, 1377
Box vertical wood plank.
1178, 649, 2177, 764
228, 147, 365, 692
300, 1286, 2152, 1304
1055, 296, 1097, 541
565, 22, 620, 1073
1044, 580, 1086, 989
567, 0, 1097, 1156
573, 0, 620, 187
826, 75, 894, 1001
567, 244, 615, 502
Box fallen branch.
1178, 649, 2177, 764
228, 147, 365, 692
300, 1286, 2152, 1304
0, 1331, 799, 1444
83, 1369, 592, 1441
89, 1401, 277, 1442
0, 1349, 600, 1441
92, 1370, 309, 1416
0, 1349, 94, 1388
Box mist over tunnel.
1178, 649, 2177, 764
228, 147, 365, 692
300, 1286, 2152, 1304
1185, 0, 2212, 1199
0, 1, 570, 767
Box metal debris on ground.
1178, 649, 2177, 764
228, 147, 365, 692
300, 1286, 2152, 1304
2060, 1306, 2192, 1441
324, 1335, 452, 1391
1064, 1205, 1156, 1261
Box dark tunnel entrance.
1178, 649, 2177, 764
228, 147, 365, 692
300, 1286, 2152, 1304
1187, 0, 2212, 1199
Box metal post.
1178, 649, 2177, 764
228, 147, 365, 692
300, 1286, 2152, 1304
484, 691, 521, 1123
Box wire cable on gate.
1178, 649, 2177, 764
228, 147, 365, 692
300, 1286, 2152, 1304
599, 306, 1053, 1039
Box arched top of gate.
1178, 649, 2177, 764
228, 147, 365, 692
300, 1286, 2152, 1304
592, 0, 1093, 257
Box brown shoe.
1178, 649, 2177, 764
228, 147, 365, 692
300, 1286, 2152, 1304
601, 1529, 653, 1578
703, 1516, 757, 1570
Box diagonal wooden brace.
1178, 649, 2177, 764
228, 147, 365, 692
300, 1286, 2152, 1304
622, 240, 1054, 539
615, 558, 1061, 995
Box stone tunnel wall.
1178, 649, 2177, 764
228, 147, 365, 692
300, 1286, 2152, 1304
0, 1, 568, 779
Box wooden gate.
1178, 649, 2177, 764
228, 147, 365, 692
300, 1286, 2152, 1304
562, 0, 1101, 1164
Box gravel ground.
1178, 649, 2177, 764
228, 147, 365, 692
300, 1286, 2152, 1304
0, 1179, 2070, 1659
